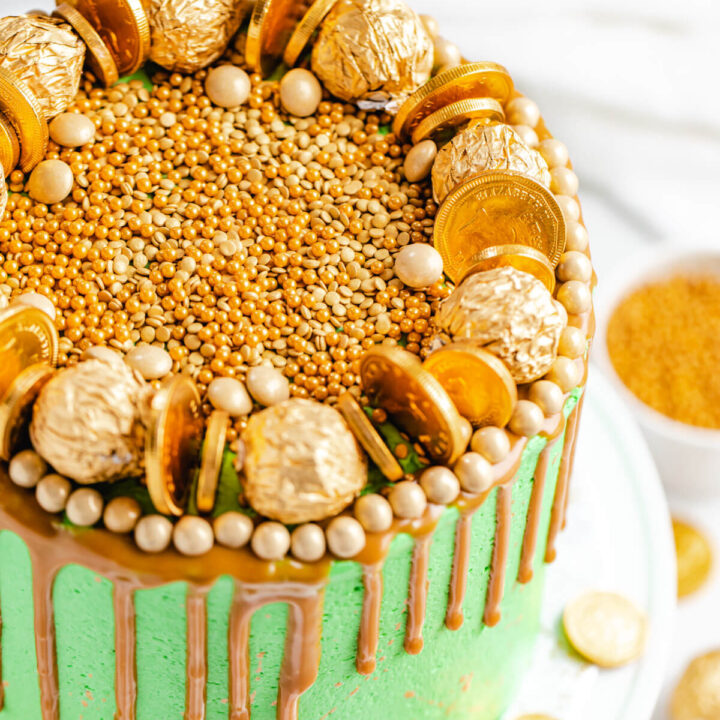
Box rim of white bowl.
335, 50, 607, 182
595, 240, 720, 450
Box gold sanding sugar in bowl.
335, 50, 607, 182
607, 274, 720, 429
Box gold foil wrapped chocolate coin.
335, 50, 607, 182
284, 0, 339, 67
432, 123, 551, 203
465, 245, 556, 294
196, 409, 228, 513
147, 0, 248, 73
673, 518, 713, 598
311, 0, 433, 109
0, 15, 85, 119
671, 651, 720, 720
30, 356, 153, 484
411, 97, 505, 145
0, 172, 6, 221
0, 112, 20, 177
360, 344, 465, 464
436, 266, 564, 384
243, 398, 367, 524
563, 591, 647, 668
433, 170, 566, 284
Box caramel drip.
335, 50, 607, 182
113, 583, 137, 720
445, 510, 475, 631
31, 554, 59, 720
483, 483, 513, 627
356, 563, 383, 675
562, 395, 584, 531
185, 588, 208, 720
545, 399, 583, 563
229, 581, 326, 720
404, 532, 434, 655
518, 440, 555, 583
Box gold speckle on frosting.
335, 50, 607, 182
436, 266, 564, 384
30, 356, 153, 484
311, 0, 433, 111
243, 398, 367, 524
432, 123, 551, 203
0, 15, 85, 119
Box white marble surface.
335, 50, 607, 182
4, 0, 720, 718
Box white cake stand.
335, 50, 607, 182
502, 366, 676, 720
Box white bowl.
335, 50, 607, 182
595, 241, 720, 498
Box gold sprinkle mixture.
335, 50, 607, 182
607, 274, 720, 429
0, 57, 454, 437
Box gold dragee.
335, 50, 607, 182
432, 123, 551, 203
311, 0, 433, 111
436, 266, 564, 384
30, 356, 153, 484
243, 398, 367, 523
147, 0, 249, 73
0, 15, 85, 119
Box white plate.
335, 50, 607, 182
503, 365, 676, 720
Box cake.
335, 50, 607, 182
0, 1, 594, 719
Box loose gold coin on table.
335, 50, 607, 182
0, 305, 58, 401
196, 409, 229, 514
673, 518, 713, 598
359, 345, 466, 465
462, 245, 556, 294
246, 0, 312, 75
433, 170, 566, 284
393, 61, 515, 140
146, 375, 204, 516
337, 391, 404, 481
0, 113, 20, 177
410, 97, 504, 145
283, 0, 338, 67
423, 342, 516, 428
67, 0, 150, 75
54, 3, 119, 87
515, 715, 560, 720
0, 67, 48, 172
0, 363, 54, 461
563, 591, 647, 668
671, 650, 720, 720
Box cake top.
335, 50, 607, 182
0, 0, 594, 567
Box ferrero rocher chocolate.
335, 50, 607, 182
436, 266, 564, 383
30, 356, 153, 484
311, 0, 433, 110
146, 0, 247, 73
0, 15, 85, 119
243, 398, 367, 523
432, 123, 551, 203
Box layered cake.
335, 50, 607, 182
0, 0, 594, 718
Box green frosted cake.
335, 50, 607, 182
0, 0, 594, 718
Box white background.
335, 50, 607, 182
4, 0, 720, 717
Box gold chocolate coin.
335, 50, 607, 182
196, 409, 228, 514
393, 61, 514, 140
0, 113, 20, 177
423, 342, 517, 428
433, 170, 566, 284
0, 363, 54, 461
67, 0, 150, 75
337, 391, 403, 481
54, 3, 119, 87
671, 650, 720, 720
0, 305, 58, 401
246, 0, 311, 76
411, 97, 504, 145
673, 518, 713, 598
0, 67, 48, 172
359, 345, 465, 465
462, 245, 556, 294
146, 374, 203, 516
283, 0, 338, 67
563, 591, 647, 668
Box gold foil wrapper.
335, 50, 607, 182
432, 123, 551, 203
147, 0, 247, 73
311, 0, 433, 110
436, 266, 564, 384
30, 357, 153, 484
243, 398, 367, 523
0, 15, 85, 119
0, 174, 6, 223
